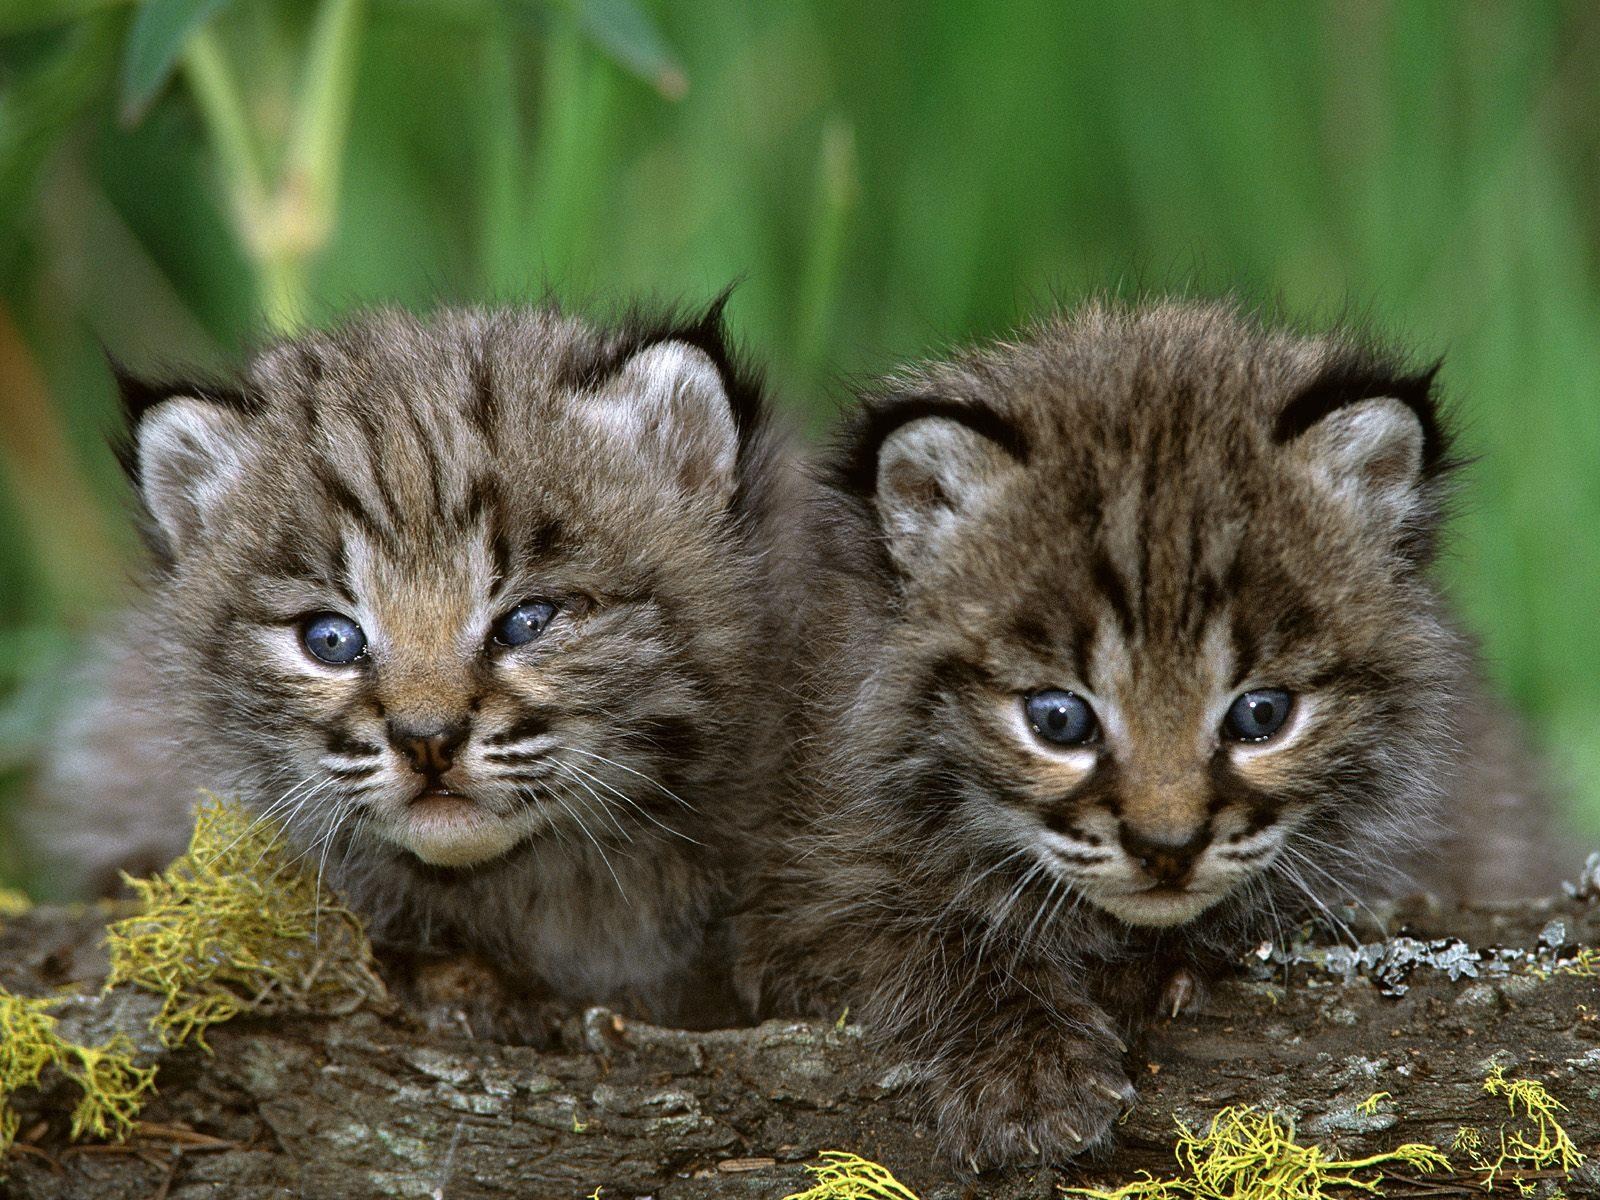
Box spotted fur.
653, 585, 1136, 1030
737, 299, 1554, 1167
25, 301, 799, 1031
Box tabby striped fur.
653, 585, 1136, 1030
26, 301, 798, 1031
737, 299, 1543, 1168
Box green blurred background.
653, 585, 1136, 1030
1, 0, 1597, 889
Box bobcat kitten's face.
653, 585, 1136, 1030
125, 307, 772, 874
844, 303, 1461, 933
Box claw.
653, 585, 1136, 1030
967, 1155, 981, 1175
1062, 1122, 1084, 1144
1091, 1078, 1131, 1105
1162, 967, 1200, 1019
1093, 1017, 1132, 1054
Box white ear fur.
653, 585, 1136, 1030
1298, 397, 1426, 530
593, 341, 738, 504
136, 398, 252, 557
876, 416, 1020, 572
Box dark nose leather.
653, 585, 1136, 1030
1119, 826, 1211, 887
387, 720, 469, 778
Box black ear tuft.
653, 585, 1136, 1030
547, 288, 778, 521
105, 356, 258, 485
563, 286, 761, 419
683, 281, 738, 346
847, 396, 1031, 575
833, 393, 1031, 498
1275, 353, 1450, 474
559, 284, 769, 449
635, 284, 765, 441
111, 360, 180, 425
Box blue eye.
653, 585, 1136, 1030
1024, 690, 1099, 747
492, 599, 557, 648
302, 613, 367, 665
1223, 688, 1293, 742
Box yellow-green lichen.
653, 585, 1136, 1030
1556, 947, 1600, 977
1063, 1105, 1450, 1200
0, 985, 157, 1164
1521, 944, 1600, 982
1456, 1065, 1587, 1191
1354, 1092, 1390, 1116
0, 888, 31, 919
1071, 1066, 1589, 1199
104, 794, 385, 1050
1452, 1124, 1483, 1154
782, 1151, 921, 1200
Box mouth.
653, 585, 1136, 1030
394, 785, 523, 868
1137, 881, 1196, 897
410, 786, 473, 809
1091, 881, 1228, 928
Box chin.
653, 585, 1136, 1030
1092, 886, 1228, 928
389, 802, 529, 868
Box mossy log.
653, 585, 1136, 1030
2, 897, 1599, 1200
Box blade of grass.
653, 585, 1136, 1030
792, 113, 856, 406
475, 13, 531, 294
179, 26, 268, 215
271, 0, 365, 330
285, 0, 364, 238
526, 12, 619, 290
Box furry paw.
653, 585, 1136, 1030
381, 951, 566, 1047
929, 1045, 1138, 1170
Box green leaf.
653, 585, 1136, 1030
569, 0, 685, 99
118, 0, 233, 125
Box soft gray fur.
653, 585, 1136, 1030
24, 302, 801, 1032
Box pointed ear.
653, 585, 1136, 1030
873, 407, 1027, 574
1278, 358, 1447, 545
593, 340, 739, 503
134, 396, 255, 558
1294, 396, 1428, 532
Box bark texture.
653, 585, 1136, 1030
2, 897, 1599, 1200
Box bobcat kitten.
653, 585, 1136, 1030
739, 300, 1541, 1166
26, 301, 793, 1031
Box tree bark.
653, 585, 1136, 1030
2, 897, 1598, 1200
